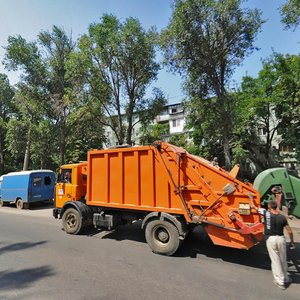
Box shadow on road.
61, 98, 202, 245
0, 241, 47, 255
0, 266, 54, 290
91, 222, 300, 278
289, 246, 300, 284
176, 226, 270, 267
177, 227, 300, 279
85, 221, 146, 243
28, 201, 54, 210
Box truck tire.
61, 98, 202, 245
62, 208, 83, 235
145, 219, 181, 256
16, 198, 24, 210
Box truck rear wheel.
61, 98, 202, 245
145, 219, 181, 256
62, 208, 82, 235
16, 198, 24, 209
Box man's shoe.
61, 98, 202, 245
273, 280, 286, 290
285, 276, 292, 284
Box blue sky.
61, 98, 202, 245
0, 0, 299, 104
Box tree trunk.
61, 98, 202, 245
0, 152, 3, 175
60, 129, 65, 166
126, 120, 133, 145
23, 126, 31, 171
0, 136, 4, 175
40, 159, 44, 169
223, 136, 232, 170
126, 104, 134, 145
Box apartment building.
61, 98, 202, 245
103, 102, 299, 176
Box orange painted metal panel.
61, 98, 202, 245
86, 146, 184, 215
123, 151, 139, 206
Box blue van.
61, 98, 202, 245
0, 170, 55, 209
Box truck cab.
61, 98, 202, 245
55, 162, 87, 209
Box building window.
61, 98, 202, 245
172, 119, 181, 127
257, 127, 267, 136
279, 144, 293, 152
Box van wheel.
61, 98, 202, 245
16, 199, 24, 209
62, 208, 82, 235
145, 219, 181, 256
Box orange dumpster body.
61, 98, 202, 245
55, 142, 264, 252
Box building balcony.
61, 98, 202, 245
156, 115, 170, 122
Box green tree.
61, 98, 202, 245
239, 71, 281, 169
281, 0, 300, 29
239, 53, 300, 169
38, 26, 77, 165
274, 54, 300, 160
69, 14, 166, 146
161, 0, 263, 168
4, 85, 47, 170
4, 34, 53, 169
3, 26, 93, 168
0, 74, 15, 174
139, 122, 170, 144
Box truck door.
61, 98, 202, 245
56, 168, 73, 207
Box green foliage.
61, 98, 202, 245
3, 26, 100, 169
161, 0, 263, 168
230, 141, 249, 166
4, 36, 47, 86
281, 0, 300, 30
139, 122, 170, 144
5, 118, 29, 169
274, 54, 300, 160
69, 14, 165, 146
0, 74, 15, 174
168, 134, 187, 147
30, 120, 56, 169
239, 53, 300, 169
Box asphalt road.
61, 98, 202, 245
0, 205, 299, 300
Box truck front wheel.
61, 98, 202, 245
145, 219, 181, 256
62, 208, 83, 235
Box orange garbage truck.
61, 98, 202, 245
53, 141, 264, 255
